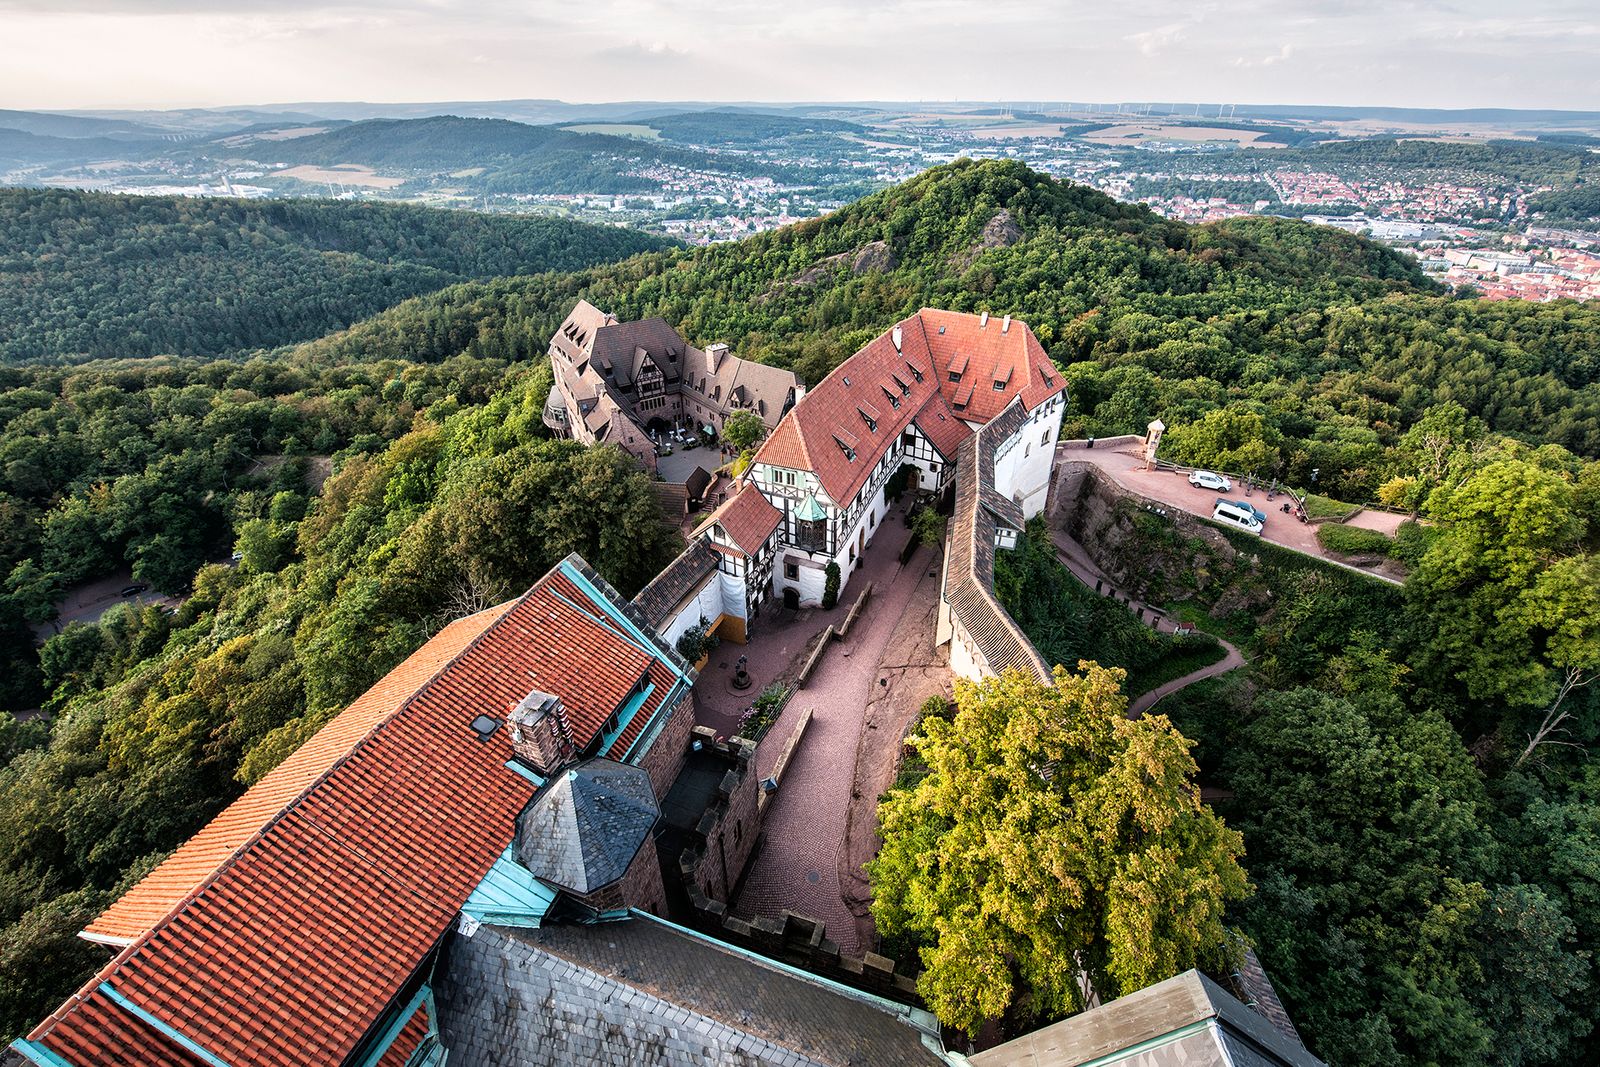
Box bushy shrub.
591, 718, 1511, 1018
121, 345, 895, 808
675, 616, 720, 662
822, 562, 840, 609
1315, 523, 1393, 557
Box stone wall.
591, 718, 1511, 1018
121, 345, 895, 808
636, 692, 697, 800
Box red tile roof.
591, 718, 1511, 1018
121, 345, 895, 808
696, 483, 781, 556
752, 310, 1063, 506
26, 556, 690, 1067
921, 309, 1062, 425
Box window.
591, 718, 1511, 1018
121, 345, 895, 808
842, 375, 851, 386
893, 374, 910, 396
948, 371, 962, 383
836, 438, 856, 461
795, 518, 827, 552
882, 387, 900, 410
1041, 427, 1050, 445
993, 380, 1007, 391
785, 561, 799, 580
906, 362, 924, 384
860, 409, 877, 433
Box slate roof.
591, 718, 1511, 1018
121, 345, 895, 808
515, 760, 659, 895
21, 555, 692, 1067
633, 538, 722, 627
696, 482, 781, 556
942, 398, 1050, 681
753, 310, 1062, 507
435, 917, 952, 1066
590, 317, 687, 388
969, 969, 1323, 1067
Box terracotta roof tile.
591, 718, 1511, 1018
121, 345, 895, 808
28, 555, 691, 1067
752, 310, 1062, 507
696, 484, 781, 557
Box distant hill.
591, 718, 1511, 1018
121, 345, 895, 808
624, 110, 865, 144
215, 115, 837, 193
0, 108, 165, 140
0, 188, 674, 362
0, 127, 167, 169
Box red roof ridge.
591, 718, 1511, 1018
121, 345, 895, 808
82, 597, 523, 946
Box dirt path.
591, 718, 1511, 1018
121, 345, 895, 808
1128, 640, 1245, 717
1047, 522, 1248, 716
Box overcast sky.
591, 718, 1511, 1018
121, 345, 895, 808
2, 0, 1597, 113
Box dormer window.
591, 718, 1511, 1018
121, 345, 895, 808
881, 387, 900, 410
907, 362, 924, 384
993, 380, 1007, 391
949, 371, 962, 383
835, 437, 856, 461
859, 409, 877, 433
892, 374, 910, 396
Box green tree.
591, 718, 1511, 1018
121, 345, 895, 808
868, 664, 1249, 1034
720, 409, 768, 453
821, 561, 840, 609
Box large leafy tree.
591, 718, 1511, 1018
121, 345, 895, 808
868, 663, 1249, 1033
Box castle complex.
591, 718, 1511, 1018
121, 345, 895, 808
12, 306, 1319, 1067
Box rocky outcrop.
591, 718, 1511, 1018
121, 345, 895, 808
980, 208, 1023, 249
1050, 462, 1272, 616
850, 239, 898, 274
950, 208, 1025, 271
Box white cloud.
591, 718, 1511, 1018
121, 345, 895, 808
0, 1, 1595, 110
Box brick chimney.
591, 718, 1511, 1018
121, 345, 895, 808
508, 689, 575, 775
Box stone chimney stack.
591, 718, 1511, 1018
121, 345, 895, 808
508, 689, 575, 775
1002, 314, 1012, 333
980, 311, 990, 329
705, 343, 729, 375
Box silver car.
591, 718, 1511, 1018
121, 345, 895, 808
1188, 470, 1232, 492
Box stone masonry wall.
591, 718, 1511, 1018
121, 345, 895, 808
637, 692, 696, 800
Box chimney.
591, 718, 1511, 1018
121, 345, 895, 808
705, 343, 729, 375
891, 325, 903, 352
1002, 314, 1012, 333
508, 689, 574, 775
979, 311, 990, 329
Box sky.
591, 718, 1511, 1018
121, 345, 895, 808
2, 0, 1598, 113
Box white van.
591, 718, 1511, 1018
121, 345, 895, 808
1212, 499, 1265, 536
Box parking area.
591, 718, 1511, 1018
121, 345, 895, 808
1057, 442, 1404, 584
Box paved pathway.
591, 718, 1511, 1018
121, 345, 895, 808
1056, 442, 1403, 585
1128, 642, 1245, 717
731, 508, 935, 956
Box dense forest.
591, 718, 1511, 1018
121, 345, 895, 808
2, 160, 1599, 1065
0, 188, 672, 361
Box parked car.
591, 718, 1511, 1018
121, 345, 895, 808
1212, 499, 1265, 536
1188, 470, 1232, 492
120, 584, 148, 597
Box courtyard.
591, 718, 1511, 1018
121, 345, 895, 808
691, 500, 952, 958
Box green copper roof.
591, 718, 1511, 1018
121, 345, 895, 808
795, 494, 827, 522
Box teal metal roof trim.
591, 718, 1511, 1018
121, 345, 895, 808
601, 683, 656, 752
353, 984, 438, 1067
8, 1039, 76, 1067
460, 847, 558, 928
99, 982, 235, 1067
